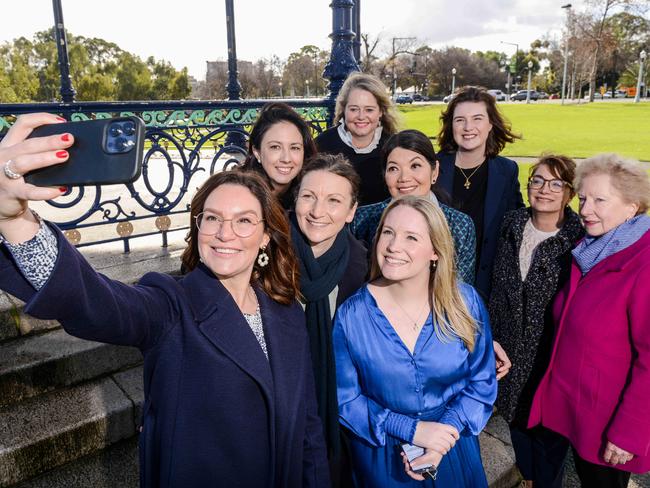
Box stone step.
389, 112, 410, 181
14, 437, 139, 488
481, 415, 521, 488
0, 329, 142, 408
0, 366, 144, 488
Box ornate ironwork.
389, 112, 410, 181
0, 100, 330, 251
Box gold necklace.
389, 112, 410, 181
457, 162, 484, 189
390, 292, 430, 332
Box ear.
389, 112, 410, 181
345, 201, 358, 223
431, 163, 440, 185
253, 148, 261, 163
627, 202, 640, 219
261, 231, 271, 249
430, 249, 439, 263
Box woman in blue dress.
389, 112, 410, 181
333, 195, 497, 487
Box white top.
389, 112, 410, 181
519, 218, 559, 281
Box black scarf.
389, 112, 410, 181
290, 213, 350, 460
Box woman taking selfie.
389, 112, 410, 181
529, 154, 650, 488
437, 85, 524, 300
241, 101, 317, 209
291, 153, 368, 486
316, 72, 400, 206
352, 129, 476, 285
333, 196, 496, 487
489, 154, 584, 488
0, 113, 329, 488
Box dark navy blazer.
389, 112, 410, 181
437, 152, 524, 299
0, 226, 330, 488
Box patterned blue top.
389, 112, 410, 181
351, 198, 477, 284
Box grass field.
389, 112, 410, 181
398, 102, 650, 162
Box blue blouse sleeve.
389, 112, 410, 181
438, 285, 497, 435
333, 301, 418, 446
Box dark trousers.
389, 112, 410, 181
509, 424, 569, 488
572, 447, 632, 488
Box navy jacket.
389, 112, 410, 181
0, 226, 330, 488
437, 152, 524, 299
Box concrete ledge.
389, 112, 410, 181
0, 329, 142, 408
482, 415, 521, 488
0, 378, 135, 487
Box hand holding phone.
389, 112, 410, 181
401, 443, 438, 480
24, 116, 145, 187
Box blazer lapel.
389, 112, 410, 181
437, 152, 455, 196
484, 157, 508, 232
181, 266, 274, 402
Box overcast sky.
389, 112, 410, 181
3, 0, 585, 80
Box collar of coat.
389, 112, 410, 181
505, 206, 584, 251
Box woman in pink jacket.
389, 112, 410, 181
529, 153, 650, 488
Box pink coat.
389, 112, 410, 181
529, 230, 650, 473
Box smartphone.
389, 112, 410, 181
401, 443, 436, 478
25, 116, 145, 187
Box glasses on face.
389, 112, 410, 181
528, 175, 572, 193
195, 211, 264, 238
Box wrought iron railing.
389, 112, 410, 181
0, 100, 330, 251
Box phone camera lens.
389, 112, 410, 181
122, 121, 136, 136
116, 137, 129, 152
110, 125, 123, 137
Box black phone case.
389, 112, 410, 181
24, 116, 145, 187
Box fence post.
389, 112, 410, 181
52, 0, 76, 103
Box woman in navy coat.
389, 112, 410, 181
0, 114, 329, 488
436, 85, 524, 301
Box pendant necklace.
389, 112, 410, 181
390, 293, 430, 332
458, 162, 484, 189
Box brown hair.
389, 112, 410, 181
298, 153, 360, 206
181, 171, 300, 305
333, 72, 401, 136
575, 153, 650, 215
369, 196, 478, 351
529, 154, 577, 201
438, 85, 521, 159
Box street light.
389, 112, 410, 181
306, 79, 310, 98
501, 41, 519, 93
451, 67, 457, 94
279, 81, 283, 98
526, 61, 533, 104
561, 3, 572, 105
635, 50, 647, 103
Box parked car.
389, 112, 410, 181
412, 93, 429, 102
487, 89, 506, 101
511, 90, 539, 101
615, 89, 627, 98
443, 93, 455, 103
395, 94, 413, 104
537, 91, 549, 99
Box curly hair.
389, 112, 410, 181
181, 171, 300, 305
438, 85, 520, 159
333, 72, 400, 136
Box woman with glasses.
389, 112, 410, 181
0, 114, 329, 487
488, 155, 584, 488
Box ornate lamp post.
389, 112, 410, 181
279, 81, 283, 98
635, 50, 647, 103
561, 3, 572, 105
501, 41, 519, 91
306, 79, 310, 98
52, 0, 76, 103
526, 61, 533, 104
451, 68, 457, 95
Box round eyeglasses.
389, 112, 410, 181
528, 175, 572, 193
194, 212, 264, 238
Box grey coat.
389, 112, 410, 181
488, 206, 584, 424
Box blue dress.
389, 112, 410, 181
333, 284, 496, 487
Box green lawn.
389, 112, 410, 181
398, 102, 650, 162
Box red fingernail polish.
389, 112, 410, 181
61, 134, 70, 142
59, 187, 68, 193
56, 116, 66, 122
56, 150, 68, 158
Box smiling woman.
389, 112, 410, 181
289, 153, 368, 487
0, 113, 330, 488
316, 72, 401, 206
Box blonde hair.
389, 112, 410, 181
575, 153, 650, 214
333, 72, 400, 136
369, 196, 479, 351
